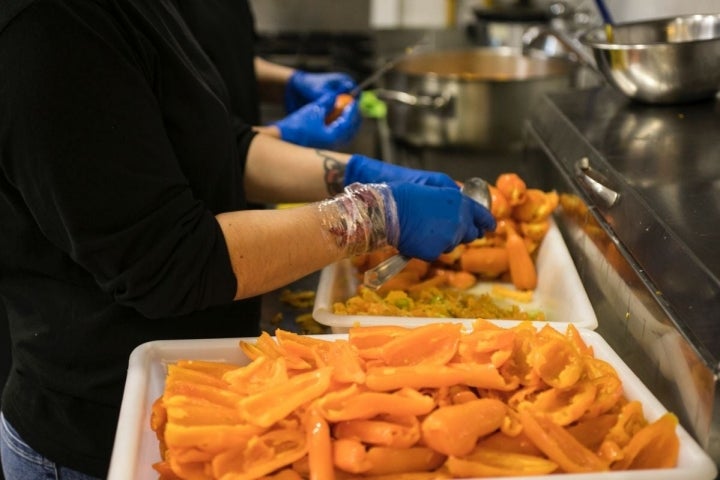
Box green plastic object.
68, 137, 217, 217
359, 91, 387, 119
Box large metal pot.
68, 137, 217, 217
375, 47, 576, 149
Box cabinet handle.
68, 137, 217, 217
575, 157, 620, 208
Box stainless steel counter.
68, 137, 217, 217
525, 84, 720, 467
529, 85, 720, 361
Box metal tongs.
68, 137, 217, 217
362, 177, 493, 290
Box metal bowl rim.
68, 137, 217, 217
579, 12, 720, 49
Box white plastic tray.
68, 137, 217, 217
313, 220, 598, 332
108, 330, 717, 480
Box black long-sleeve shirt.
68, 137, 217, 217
0, 0, 263, 475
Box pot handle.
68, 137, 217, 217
372, 88, 452, 109
522, 25, 599, 73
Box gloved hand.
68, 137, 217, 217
284, 70, 357, 113
389, 182, 496, 261
274, 94, 362, 149
344, 154, 458, 189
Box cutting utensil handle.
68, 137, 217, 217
362, 254, 411, 290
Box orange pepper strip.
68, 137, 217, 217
475, 430, 543, 457
240, 332, 311, 370
167, 454, 211, 480
222, 356, 289, 396
380, 323, 462, 367
210, 428, 307, 480
345, 473, 450, 480
333, 438, 373, 474
317, 385, 435, 422
457, 327, 516, 368
406, 274, 448, 293
348, 325, 411, 350
507, 385, 540, 411
348, 325, 413, 360
518, 409, 609, 473
168, 447, 211, 463
175, 359, 240, 378
500, 407, 524, 437
239, 367, 332, 427
449, 362, 519, 391
584, 355, 621, 380
276, 329, 332, 364
364, 446, 446, 476
275, 328, 329, 347
567, 413, 619, 451
165, 364, 229, 389
421, 398, 506, 456
313, 340, 366, 384
582, 373, 623, 419
577, 356, 624, 420
163, 379, 243, 409
365, 365, 464, 392
164, 395, 243, 426
366, 362, 515, 392
604, 400, 647, 447
500, 324, 543, 388
526, 380, 597, 426
564, 324, 593, 356
445, 447, 558, 477
448, 385, 478, 405
496, 173, 527, 206
151, 396, 167, 440
241, 331, 291, 360
334, 414, 420, 448
306, 406, 335, 480
260, 469, 304, 480
512, 189, 558, 223
505, 221, 537, 290
598, 440, 625, 464
277, 339, 319, 365
151, 460, 181, 480
519, 220, 550, 242
365, 364, 463, 391
612, 413, 680, 470
164, 423, 264, 453
239, 340, 266, 362
528, 334, 583, 389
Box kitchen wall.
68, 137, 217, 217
582, 0, 719, 23
249, 0, 371, 32
250, 0, 720, 33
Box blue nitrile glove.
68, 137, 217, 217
274, 94, 362, 149
344, 154, 458, 189
389, 183, 496, 261
284, 70, 357, 113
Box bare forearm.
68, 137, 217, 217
243, 134, 351, 203
254, 57, 294, 103
216, 205, 345, 300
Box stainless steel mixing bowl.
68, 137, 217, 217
580, 14, 720, 104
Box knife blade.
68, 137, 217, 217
349, 39, 427, 97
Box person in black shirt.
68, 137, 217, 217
0, 0, 495, 478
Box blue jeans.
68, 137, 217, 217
0, 412, 101, 480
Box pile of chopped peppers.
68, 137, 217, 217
151, 320, 680, 479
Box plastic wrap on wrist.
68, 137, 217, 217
317, 183, 399, 256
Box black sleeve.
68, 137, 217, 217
174, 0, 261, 124
0, 1, 242, 317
